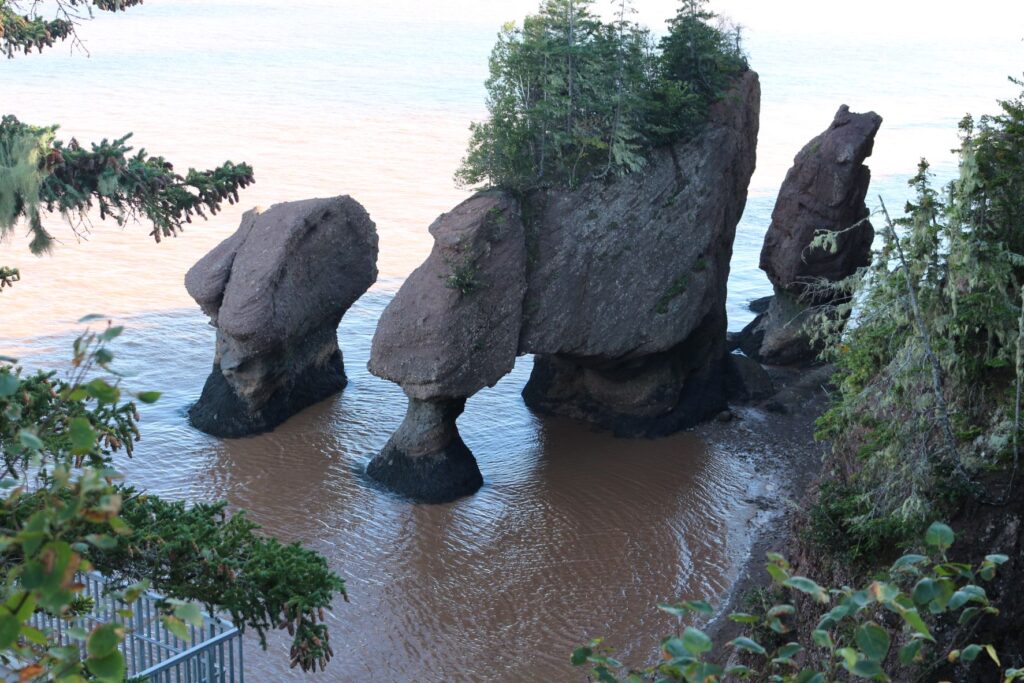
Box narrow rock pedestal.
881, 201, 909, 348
366, 397, 483, 503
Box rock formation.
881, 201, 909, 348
368, 71, 760, 501
186, 196, 378, 437
368, 192, 524, 501
738, 105, 882, 365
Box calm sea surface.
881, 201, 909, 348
2, 1, 1023, 680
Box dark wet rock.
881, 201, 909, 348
748, 295, 773, 314
744, 105, 881, 365
760, 105, 882, 293
366, 397, 483, 503
186, 196, 378, 437
736, 291, 822, 366
523, 309, 731, 437
369, 192, 525, 400
725, 352, 775, 401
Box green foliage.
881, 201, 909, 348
809, 75, 1024, 553
85, 494, 347, 673
0, 328, 347, 678
654, 273, 689, 314
573, 525, 1016, 682
0, 0, 143, 58
456, 0, 746, 192
444, 258, 480, 296
0, 115, 255, 260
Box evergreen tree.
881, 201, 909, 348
456, 0, 747, 192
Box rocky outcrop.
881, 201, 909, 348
186, 196, 378, 437
368, 71, 760, 501
520, 71, 759, 432
369, 192, 526, 400
367, 192, 526, 501
739, 105, 882, 365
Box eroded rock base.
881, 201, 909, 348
523, 312, 730, 437
366, 397, 483, 502
188, 348, 346, 438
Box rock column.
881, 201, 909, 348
738, 105, 882, 364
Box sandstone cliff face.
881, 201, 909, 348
368, 72, 761, 501
186, 196, 378, 437
740, 105, 882, 365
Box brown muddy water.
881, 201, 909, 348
4, 292, 769, 682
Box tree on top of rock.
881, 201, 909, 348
455, 0, 748, 192
0, 0, 254, 290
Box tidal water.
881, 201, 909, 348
2, 1, 1023, 680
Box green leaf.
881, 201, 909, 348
658, 600, 714, 617
0, 372, 18, 397
86, 650, 126, 682
729, 637, 767, 656
925, 522, 955, 552
985, 554, 1009, 565
728, 612, 759, 624
766, 563, 790, 584
855, 622, 890, 662
163, 615, 190, 641
85, 534, 118, 550
811, 629, 834, 649
78, 314, 106, 323
912, 578, 937, 605
682, 627, 712, 655
18, 430, 44, 451
571, 646, 592, 666
86, 378, 120, 404
173, 601, 203, 626
784, 576, 829, 604
776, 642, 803, 659
136, 391, 161, 404
850, 658, 884, 679
0, 613, 20, 649
897, 607, 934, 640
87, 623, 123, 658
962, 644, 983, 662
949, 584, 987, 611
891, 554, 929, 572
100, 325, 124, 342
69, 417, 97, 454
899, 640, 923, 665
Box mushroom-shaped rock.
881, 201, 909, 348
520, 70, 761, 434
740, 105, 882, 365
186, 196, 378, 437
367, 191, 526, 500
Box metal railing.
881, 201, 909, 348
30, 573, 244, 682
